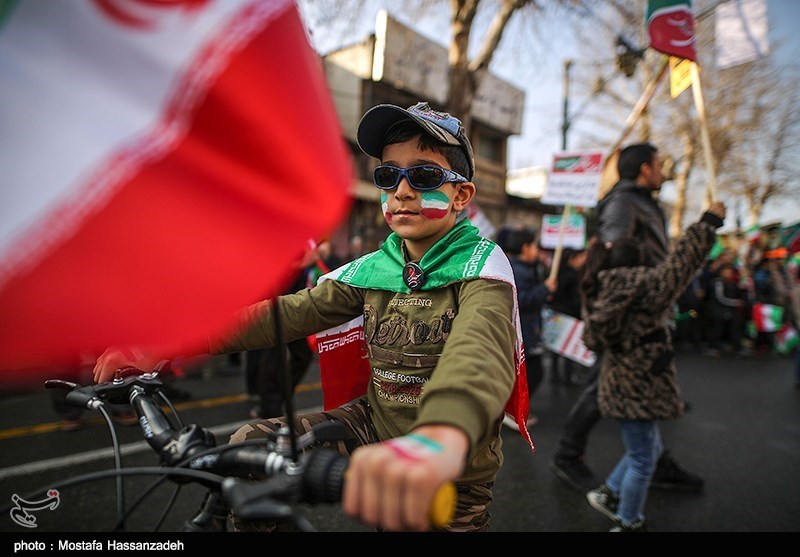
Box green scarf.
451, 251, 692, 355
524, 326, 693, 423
331, 219, 498, 292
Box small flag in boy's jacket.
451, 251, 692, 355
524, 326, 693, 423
0, 0, 352, 376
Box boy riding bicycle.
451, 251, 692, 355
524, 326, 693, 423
94, 101, 529, 532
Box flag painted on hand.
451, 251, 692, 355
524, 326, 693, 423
646, 0, 697, 61
0, 0, 353, 379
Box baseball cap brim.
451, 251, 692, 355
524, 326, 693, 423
357, 104, 473, 179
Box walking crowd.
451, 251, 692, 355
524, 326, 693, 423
674, 237, 799, 362
500, 144, 798, 532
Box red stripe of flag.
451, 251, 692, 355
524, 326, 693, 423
0, 2, 352, 383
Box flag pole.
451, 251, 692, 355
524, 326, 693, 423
690, 61, 718, 204
548, 205, 571, 281
611, 55, 669, 157
598, 56, 670, 198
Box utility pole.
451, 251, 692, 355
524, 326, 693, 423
561, 59, 572, 151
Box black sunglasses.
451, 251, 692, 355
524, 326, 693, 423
373, 165, 468, 191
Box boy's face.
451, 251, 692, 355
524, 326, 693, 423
379, 138, 475, 253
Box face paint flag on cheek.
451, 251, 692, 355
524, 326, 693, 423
419, 191, 451, 219
381, 193, 391, 224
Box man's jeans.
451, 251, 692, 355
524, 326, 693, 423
606, 419, 663, 525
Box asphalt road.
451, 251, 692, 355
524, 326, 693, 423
0, 349, 797, 536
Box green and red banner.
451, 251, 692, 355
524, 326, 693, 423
646, 0, 697, 61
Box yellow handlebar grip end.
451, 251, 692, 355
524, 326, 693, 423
429, 481, 457, 527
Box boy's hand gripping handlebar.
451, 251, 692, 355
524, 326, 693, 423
45, 369, 457, 529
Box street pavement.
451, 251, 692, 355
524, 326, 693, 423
0, 349, 797, 534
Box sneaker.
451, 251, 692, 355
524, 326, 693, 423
702, 348, 721, 357
610, 518, 647, 532
502, 413, 520, 432
586, 484, 619, 521
649, 451, 704, 493
551, 457, 598, 493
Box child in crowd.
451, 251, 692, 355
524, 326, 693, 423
704, 262, 748, 356
496, 224, 556, 429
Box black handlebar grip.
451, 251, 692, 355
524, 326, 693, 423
301, 448, 348, 504
299, 448, 456, 527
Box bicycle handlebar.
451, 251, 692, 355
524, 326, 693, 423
44, 368, 457, 530
46, 370, 296, 477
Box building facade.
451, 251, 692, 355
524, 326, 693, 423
320, 10, 530, 258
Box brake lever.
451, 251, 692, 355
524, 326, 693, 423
309, 421, 347, 442
291, 421, 348, 452
46, 371, 169, 413
221, 477, 296, 522
115, 366, 148, 380
44, 379, 103, 410
44, 379, 81, 391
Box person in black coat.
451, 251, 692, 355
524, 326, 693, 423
550, 143, 705, 495
582, 202, 726, 531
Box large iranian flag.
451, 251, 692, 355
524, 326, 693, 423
646, 0, 697, 61
0, 0, 352, 383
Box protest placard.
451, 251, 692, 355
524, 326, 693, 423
540, 151, 604, 208
541, 308, 597, 367
540, 213, 587, 250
